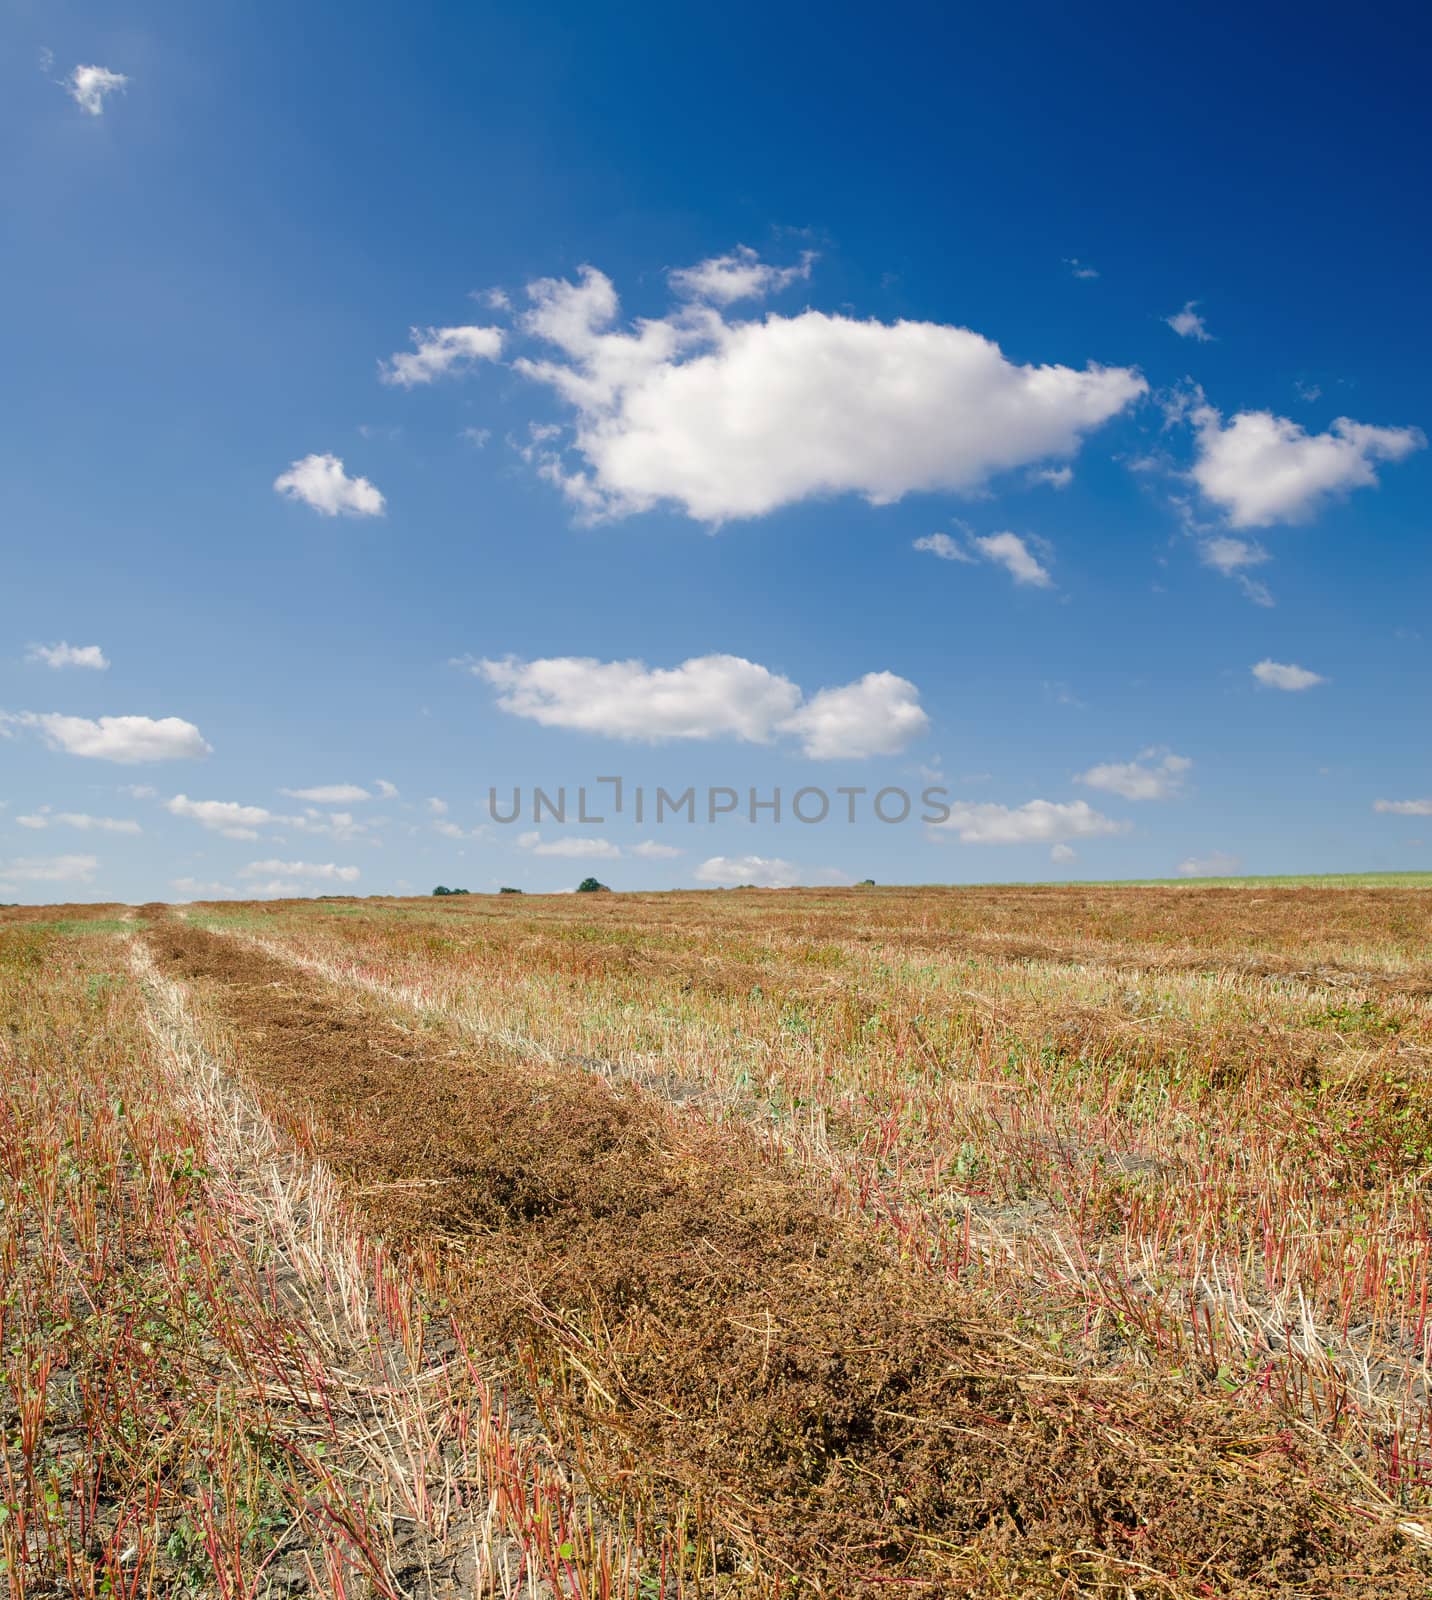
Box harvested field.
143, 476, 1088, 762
3, 887, 1430, 1596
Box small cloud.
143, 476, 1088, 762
1166, 301, 1213, 342
1373, 798, 1432, 817
1077, 748, 1192, 802
1064, 258, 1099, 280
15, 811, 140, 835
26, 642, 109, 670
380, 325, 504, 388
695, 854, 803, 888
427, 797, 449, 816
931, 799, 1127, 846
66, 65, 128, 117
1177, 850, 1240, 877
1031, 465, 1073, 489
517, 831, 622, 859
1294, 379, 1323, 403
916, 529, 1053, 587
971, 532, 1053, 588
631, 839, 681, 860
2, 711, 211, 763
281, 784, 371, 804
170, 877, 241, 899
460, 427, 491, 448
1050, 843, 1077, 863
668, 245, 815, 305
274, 454, 385, 517
1252, 659, 1325, 692
374, 779, 399, 799
0, 853, 99, 890
913, 532, 976, 563
167, 795, 276, 839
1198, 536, 1274, 606
239, 860, 360, 883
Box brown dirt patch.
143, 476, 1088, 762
144, 919, 1429, 1597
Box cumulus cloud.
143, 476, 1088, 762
631, 839, 681, 860
517, 831, 622, 859
1190, 402, 1423, 527
1177, 851, 1241, 877
1374, 798, 1432, 817
16, 810, 140, 834
0, 854, 99, 888
2, 711, 211, 763
1077, 748, 1191, 801
166, 795, 276, 839
510, 260, 1147, 521
932, 799, 1128, 846
1050, 843, 1077, 863
1252, 659, 1325, 691
27, 642, 109, 670
695, 855, 803, 888
1032, 465, 1074, 488
970, 532, 1053, 588
779, 672, 929, 759
1165, 301, 1212, 341
274, 454, 386, 517
380, 325, 504, 387
668, 245, 815, 304
915, 529, 1053, 587
239, 860, 360, 883
465, 653, 926, 759
374, 779, 399, 799
66, 65, 127, 116
913, 532, 975, 563
281, 783, 371, 803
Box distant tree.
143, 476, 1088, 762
858, 878, 876, 886
576, 877, 610, 893
432, 886, 471, 896
498, 886, 523, 895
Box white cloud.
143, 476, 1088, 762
511, 262, 1147, 521
374, 779, 399, 799
779, 672, 929, 759
668, 245, 815, 305
913, 532, 975, 563
466, 653, 926, 759
1077, 749, 1191, 801
66, 65, 127, 116
1064, 259, 1099, 280
290, 810, 374, 843
1166, 301, 1212, 342
27, 642, 109, 670
695, 854, 802, 888
239, 860, 360, 883
517, 831, 622, 859
1252, 659, 1325, 692
2, 711, 211, 763
0, 853, 99, 887
970, 531, 1053, 588
121, 784, 157, 799
1374, 799, 1432, 817
1190, 403, 1424, 527
1032, 465, 1074, 489
1177, 851, 1241, 877
167, 795, 276, 839
631, 839, 681, 860
274, 454, 386, 517
1050, 843, 1077, 863
169, 877, 241, 898
427, 797, 449, 815
381, 325, 504, 387
281, 784, 371, 803
933, 799, 1128, 846
16, 811, 140, 834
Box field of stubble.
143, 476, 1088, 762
3, 885, 1430, 1597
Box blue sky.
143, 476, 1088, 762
3, 0, 1430, 901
